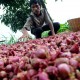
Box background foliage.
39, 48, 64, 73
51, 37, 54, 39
0, 0, 30, 32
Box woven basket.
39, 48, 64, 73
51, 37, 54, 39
67, 17, 80, 32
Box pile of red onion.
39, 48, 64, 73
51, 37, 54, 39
0, 31, 80, 80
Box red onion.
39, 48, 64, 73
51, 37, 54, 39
0, 71, 7, 78
6, 64, 13, 72
45, 66, 58, 79
57, 63, 71, 79
17, 72, 26, 80
32, 48, 47, 59
54, 58, 69, 66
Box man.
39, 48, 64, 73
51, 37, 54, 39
19, 0, 60, 40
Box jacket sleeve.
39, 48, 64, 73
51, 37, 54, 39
44, 9, 52, 24
23, 17, 33, 31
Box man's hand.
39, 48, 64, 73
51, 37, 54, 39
18, 34, 30, 42
49, 22, 55, 36
18, 28, 32, 42
18, 34, 33, 42
52, 31, 55, 36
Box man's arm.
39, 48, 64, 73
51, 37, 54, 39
49, 22, 55, 36
18, 17, 32, 41
44, 9, 55, 36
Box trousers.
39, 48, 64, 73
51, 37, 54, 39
31, 22, 60, 38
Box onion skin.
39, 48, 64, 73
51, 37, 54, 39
66, 38, 71, 45
49, 50, 61, 61
8, 72, 14, 79
13, 63, 22, 75
19, 61, 25, 70
6, 64, 13, 72
31, 58, 47, 70
31, 58, 41, 70
25, 64, 32, 70
9, 56, 19, 63
76, 70, 80, 79
54, 58, 69, 66
11, 76, 19, 80
3, 77, 8, 80
27, 69, 37, 77
45, 66, 58, 79
60, 52, 71, 58
0, 61, 4, 67
70, 43, 79, 53
32, 72, 49, 80
17, 72, 27, 80
69, 58, 78, 69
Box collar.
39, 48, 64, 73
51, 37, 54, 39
34, 11, 42, 17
